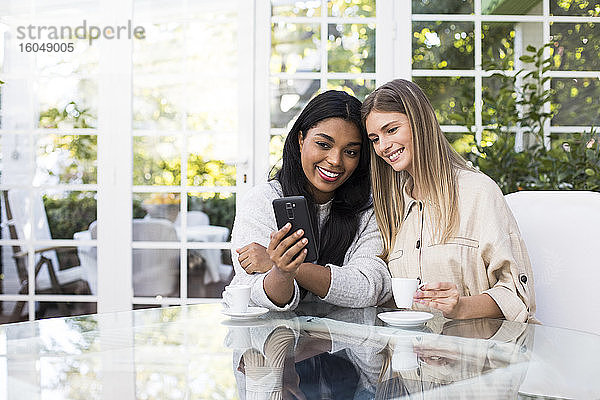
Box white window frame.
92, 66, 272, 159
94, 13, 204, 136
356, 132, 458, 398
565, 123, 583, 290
408, 0, 600, 144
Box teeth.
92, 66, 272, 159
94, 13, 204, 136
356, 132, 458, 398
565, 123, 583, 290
389, 147, 405, 161
318, 167, 341, 178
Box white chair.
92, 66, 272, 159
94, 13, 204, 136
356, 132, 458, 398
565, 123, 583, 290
174, 210, 210, 227
78, 218, 180, 297
504, 190, 600, 335
1, 190, 90, 319
131, 218, 180, 297
507, 191, 600, 399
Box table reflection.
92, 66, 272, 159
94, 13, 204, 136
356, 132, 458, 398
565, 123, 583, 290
228, 305, 534, 399
1, 303, 599, 399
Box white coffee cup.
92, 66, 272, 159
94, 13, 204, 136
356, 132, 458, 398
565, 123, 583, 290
223, 284, 251, 313
392, 278, 419, 309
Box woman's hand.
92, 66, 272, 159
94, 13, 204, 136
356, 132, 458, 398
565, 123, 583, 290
267, 223, 308, 275
236, 243, 273, 274
414, 282, 462, 319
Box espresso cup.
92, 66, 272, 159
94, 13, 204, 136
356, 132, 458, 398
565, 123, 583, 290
391, 278, 419, 309
223, 284, 251, 313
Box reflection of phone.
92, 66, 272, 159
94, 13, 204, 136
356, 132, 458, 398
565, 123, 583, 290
272, 196, 318, 263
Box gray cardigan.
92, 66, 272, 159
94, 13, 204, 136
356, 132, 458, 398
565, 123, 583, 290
229, 180, 392, 311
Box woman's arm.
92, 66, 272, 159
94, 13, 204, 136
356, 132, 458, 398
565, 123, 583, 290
229, 184, 302, 311
309, 210, 392, 308
414, 282, 503, 319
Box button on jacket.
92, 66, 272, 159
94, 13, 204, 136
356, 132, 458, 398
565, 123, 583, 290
388, 169, 536, 322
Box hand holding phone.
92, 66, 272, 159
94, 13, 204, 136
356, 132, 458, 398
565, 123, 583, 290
271, 196, 319, 265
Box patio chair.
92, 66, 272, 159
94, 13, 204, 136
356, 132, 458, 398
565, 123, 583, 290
507, 191, 600, 400
174, 210, 210, 226
505, 190, 600, 334
1, 190, 91, 320
79, 218, 180, 297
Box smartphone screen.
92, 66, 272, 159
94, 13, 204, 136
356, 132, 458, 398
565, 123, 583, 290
272, 196, 319, 263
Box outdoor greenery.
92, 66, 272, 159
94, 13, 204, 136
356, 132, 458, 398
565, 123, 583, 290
26, 0, 600, 246
458, 44, 600, 193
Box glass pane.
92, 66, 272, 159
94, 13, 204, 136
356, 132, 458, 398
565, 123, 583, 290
133, 81, 185, 130
37, 78, 98, 128
133, 136, 182, 185
133, 192, 181, 228
0, 134, 34, 186
43, 191, 97, 240
413, 21, 474, 69
33, 245, 93, 296
327, 78, 376, 101
412, 0, 473, 14
133, 22, 185, 75
0, 301, 28, 324
270, 78, 320, 129
188, 192, 236, 233
328, 0, 376, 17
271, 23, 321, 74
187, 20, 237, 77
187, 192, 234, 299
0, 245, 26, 295
187, 135, 237, 187
482, 76, 516, 126
328, 23, 375, 74
186, 79, 238, 132
414, 77, 475, 125
0, 79, 35, 130
552, 78, 600, 126
35, 40, 99, 77
551, 0, 600, 16
35, 302, 96, 320
188, 248, 233, 298
270, 133, 286, 171
272, 0, 321, 17
35, 134, 97, 185
446, 132, 475, 156
132, 248, 180, 297
551, 23, 600, 71
483, 0, 542, 15
483, 22, 543, 71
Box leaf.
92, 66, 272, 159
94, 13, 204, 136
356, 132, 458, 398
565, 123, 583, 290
527, 45, 537, 53
519, 55, 535, 63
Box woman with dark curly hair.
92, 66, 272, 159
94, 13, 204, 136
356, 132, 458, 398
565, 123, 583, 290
228, 90, 391, 310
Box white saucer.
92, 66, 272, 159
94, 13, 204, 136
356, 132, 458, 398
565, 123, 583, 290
221, 306, 269, 320
221, 319, 266, 328
378, 311, 433, 327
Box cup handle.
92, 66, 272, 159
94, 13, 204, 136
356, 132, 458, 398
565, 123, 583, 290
222, 290, 232, 307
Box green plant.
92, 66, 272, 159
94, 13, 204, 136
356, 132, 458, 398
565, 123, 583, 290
460, 44, 600, 193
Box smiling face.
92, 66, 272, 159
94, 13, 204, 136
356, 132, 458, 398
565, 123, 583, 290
298, 118, 362, 204
365, 111, 414, 175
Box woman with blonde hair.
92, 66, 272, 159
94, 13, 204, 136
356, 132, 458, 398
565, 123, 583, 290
362, 79, 536, 322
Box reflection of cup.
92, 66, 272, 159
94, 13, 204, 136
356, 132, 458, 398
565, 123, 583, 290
224, 284, 251, 313
392, 278, 418, 309
392, 348, 418, 371
392, 339, 418, 371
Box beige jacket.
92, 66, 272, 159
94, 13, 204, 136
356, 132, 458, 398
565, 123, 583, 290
388, 169, 536, 322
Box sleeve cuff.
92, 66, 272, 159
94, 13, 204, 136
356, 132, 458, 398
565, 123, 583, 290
321, 263, 348, 303
250, 273, 301, 311
484, 285, 529, 323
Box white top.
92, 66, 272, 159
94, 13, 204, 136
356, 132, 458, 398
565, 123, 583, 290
229, 180, 392, 311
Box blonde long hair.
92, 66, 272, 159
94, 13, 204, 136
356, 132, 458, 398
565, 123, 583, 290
361, 79, 470, 262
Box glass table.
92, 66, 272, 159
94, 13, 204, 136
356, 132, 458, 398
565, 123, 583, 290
1, 303, 599, 399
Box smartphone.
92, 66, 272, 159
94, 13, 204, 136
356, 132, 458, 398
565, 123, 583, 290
272, 196, 318, 263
